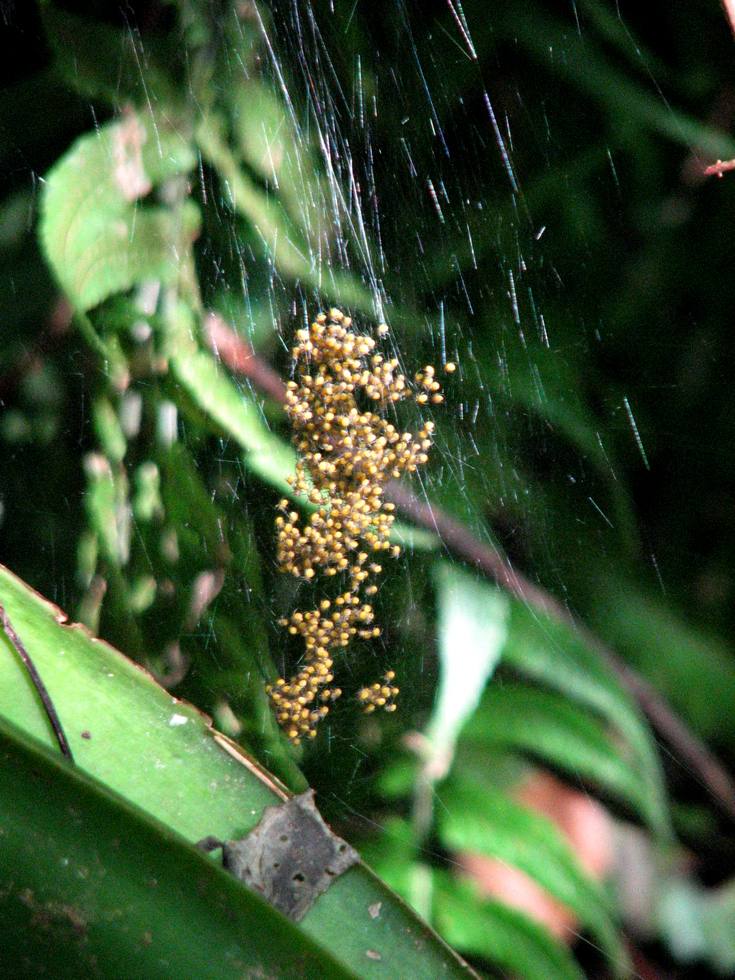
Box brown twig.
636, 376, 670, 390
205, 313, 287, 403
205, 315, 735, 823
0, 602, 74, 762
703, 158, 735, 178
677, 87, 735, 185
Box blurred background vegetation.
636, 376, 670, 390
2, 0, 735, 976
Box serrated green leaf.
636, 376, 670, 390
433, 872, 584, 980
40, 113, 198, 312
232, 80, 332, 250
438, 779, 627, 974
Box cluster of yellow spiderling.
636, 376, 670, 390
356, 670, 400, 714
267, 308, 443, 745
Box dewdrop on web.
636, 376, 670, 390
267, 309, 445, 744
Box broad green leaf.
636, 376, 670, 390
426, 562, 508, 772
0, 564, 472, 977
438, 779, 627, 974
433, 872, 584, 980
0, 563, 279, 836
0, 716, 350, 979
464, 684, 654, 823
40, 113, 198, 312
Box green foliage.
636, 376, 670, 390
41, 114, 198, 314
0, 717, 351, 979
438, 778, 625, 970
426, 562, 509, 765
465, 683, 657, 828
0, 565, 470, 977
433, 874, 585, 980
167, 320, 297, 495
2, 0, 735, 975
656, 876, 735, 975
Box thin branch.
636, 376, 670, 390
204, 312, 287, 404
205, 316, 735, 823
0, 602, 74, 762
704, 158, 735, 177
